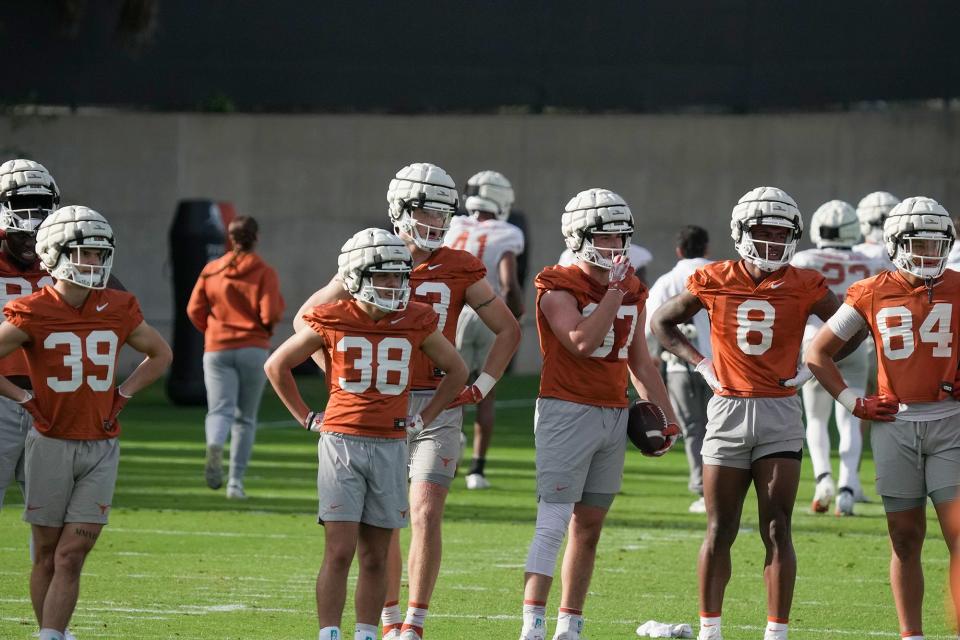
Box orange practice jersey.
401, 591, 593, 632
846, 270, 960, 403
305, 300, 439, 438
4, 287, 144, 439
686, 261, 828, 398
536, 264, 647, 408
407, 246, 485, 389
0, 253, 54, 377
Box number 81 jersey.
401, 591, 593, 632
4, 286, 144, 439
304, 300, 439, 438
686, 261, 828, 398
846, 270, 960, 404
536, 264, 646, 408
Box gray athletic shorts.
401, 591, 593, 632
407, 390, 464, 487
0, 396, 31, 508
455, 306, 495, 377
871, 414, 960, 500
701, 395, 804, 469
317, 432, 409, 529
534, 397, 628, 504
23, 428, 120, 527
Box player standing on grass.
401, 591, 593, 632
519, 188, 679, 640
652, 187, 857, 640
0, 206, 171, 640
266, 228, 467, 640
806, 197, 960, 640
790, 200, 886, 516
293, 163, 520, 640
444, 170, 525, 490
0, 160, 58, 511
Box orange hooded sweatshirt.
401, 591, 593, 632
187, 252, 285, 352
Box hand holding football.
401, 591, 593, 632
627, 400, 669, 453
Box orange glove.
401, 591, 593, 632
643, 423, 682, 458
18, 391, 48, 430
446, 373, 497, 409
853, 395, 899, 422
103, 388, 132, 434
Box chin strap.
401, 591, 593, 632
925, 276, 934, 303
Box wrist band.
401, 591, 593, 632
474, 372, 497, 398
836, 388, 857, 413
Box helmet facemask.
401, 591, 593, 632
395, 204, 454, 251
0, 194, 55, 235
52, 237, 115, 289
575, 227, 632, 270
891, 232, 953, 279
736, 217, 800, 272
354, 263, 412, 312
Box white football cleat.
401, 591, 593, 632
688, 496, 707, 513
382, 629, 401, 640
697, 627, 722, 640
551, 632, 580, 640
835, 489, 855, 516
226, 481, 247, 500
399, 630, 422, 640
205, 444, 223, 490
811, 476, 835, 513
466, 472, 491, 490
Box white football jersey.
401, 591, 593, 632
792, 246, 888, 334
852, 241, 894, 268
445, 215, 524, 296
947, 241, 960, 272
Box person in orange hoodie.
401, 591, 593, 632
187, 216, 284, 499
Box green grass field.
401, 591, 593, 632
0, 374, 954, 639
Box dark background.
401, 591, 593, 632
6, 0, 960, 113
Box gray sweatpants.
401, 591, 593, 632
203, 347, 269, 485
666, 369, 710, 496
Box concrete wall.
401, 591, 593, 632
3, 109, 958, 374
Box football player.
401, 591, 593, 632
0, 160, 58, 511
519, 188, 679, 640
643, 225, 713, 514
854, 191, 899, 265
292, 163, 520, 640
651, 187, 858, 640
806, 197, 960, 640
0, 206, 171, 640
558, 240, 654, 285
444, 170, 525, 490
265, 228, 467, 640
791, 200, 886, 515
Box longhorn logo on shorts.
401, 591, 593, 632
439, 456, 453, 467
400, 509, 408, 519
97, 503, 111, 515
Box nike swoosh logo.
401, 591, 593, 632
427, 264, 443, 270
769, 282, 783, 289
96, 303, 109, 311
555, 485, 569, 492
26, 504, 41, 511
390, 317, 406, 324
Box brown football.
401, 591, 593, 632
627, 400, 668, 453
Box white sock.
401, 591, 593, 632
900, 635, 924, 640
318, 626, 341, 640
521, 600, 547, 638
764, 618, 788, 638
39, 631, 65, 640
354, 622, 377, 640
555, 608, 583, 637
402, 602, 427, 635
381, 600, 402, 633
699, 614, 721, 636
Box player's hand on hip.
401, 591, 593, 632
853, 395, 899, 422
446, 372, 496, 409
304, 410, 324, 433
17, 391, 48, 430
644, 423, 681, 458
694, 357, 722, 392
103, 387, 132, 434
780, 363, 814, 388
405, 414, 425, 437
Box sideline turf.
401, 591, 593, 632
0, 375, 953, 639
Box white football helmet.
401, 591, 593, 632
338, 228, 412, 312
730, 187, 803, 272
883, 196, 955, 279
464, 170, 514, 221
561, 188, 633, 270
856, 191, 900, 244
387, 163, 459, 251
810, 200, 862, 249
0, 159, 60, 234
36, 206, 115, 289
